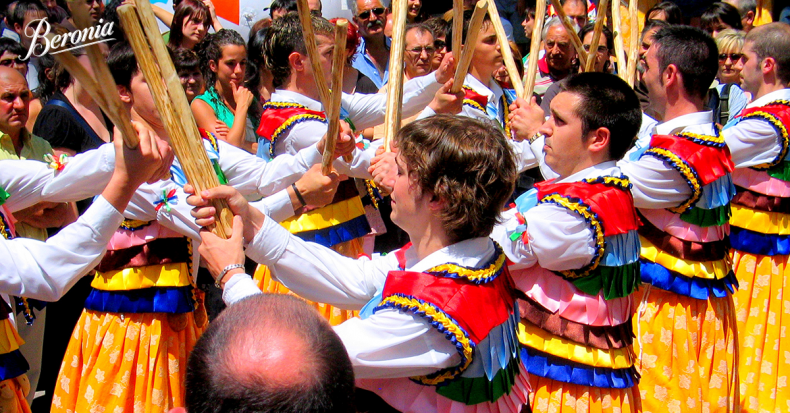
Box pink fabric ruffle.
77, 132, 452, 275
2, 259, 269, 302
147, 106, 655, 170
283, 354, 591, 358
638, 208, 729, 242
512, 266, 633, 326
2, 205, 17, 237
732, 168, 790, 197
106, 221, 184, 250
356, 364, 531, 413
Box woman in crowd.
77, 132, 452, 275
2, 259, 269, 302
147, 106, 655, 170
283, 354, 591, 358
173, 48, 205, 103
244, 27, 274, 158
713, 29, 749, 123
166, 0, 213, 50
407, 0, 423, 22
192, 29, 259, 153
644, 1, 683, 24
701, 2, 743, 35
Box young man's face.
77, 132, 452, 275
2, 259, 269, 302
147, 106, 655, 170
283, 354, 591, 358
641, 44, 667, 114
178, 67, 204, 102
736, 41, 761, 96
0, 51, 28, 77
314, 33, 335, 87
470, 24, 503, 80
540, 91, 589, 179
15, 10, 47, 49
129, 70, 163, 129
390, 152, 430, 235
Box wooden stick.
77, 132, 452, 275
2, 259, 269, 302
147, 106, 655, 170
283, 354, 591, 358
452, 0, 463, 57
611, 0, 627, 81
297, 0, 330, 111
54, 0, 138, 148
523, 0, 546, 98
322, 20, 348, 175
583, 0, 609, 72
549, 0, 587, 68
450, 0, 488, 94
625, 0, 639, 86
486, 0, 524, 98
118, 3, 234, 238
382, 0, 408, 152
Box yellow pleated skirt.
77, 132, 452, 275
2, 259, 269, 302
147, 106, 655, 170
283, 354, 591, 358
530, 375, 641, 413
253, 238, 362, 326
633, 286, 739, 413
0, 318, 30, 413
51, 309, 205, 413
731, 249, 790, 413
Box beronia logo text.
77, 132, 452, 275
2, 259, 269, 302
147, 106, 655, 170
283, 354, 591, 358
23, 18, 115, 60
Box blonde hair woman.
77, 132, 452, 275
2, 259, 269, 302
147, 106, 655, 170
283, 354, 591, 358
713, 29, 749, 123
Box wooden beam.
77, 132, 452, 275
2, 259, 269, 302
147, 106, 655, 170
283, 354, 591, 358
625, 0, 639, 86
523, 0, 546, 98
450, 0, 488, 94
382, 0, 408, 152
486, 0, 524, 98
322, 20, 348, 174
583, 0, 609, 73
611, 0, 627, 81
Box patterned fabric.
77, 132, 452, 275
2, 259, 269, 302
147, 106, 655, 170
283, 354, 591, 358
636, 127, 738, 412
256, 102, 327, 159
729, 99, 790, 412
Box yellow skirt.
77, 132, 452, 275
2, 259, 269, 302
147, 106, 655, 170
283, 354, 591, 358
731, 250, 790, 413
51, 309, 205, 413
252, 238, 362, 326
633, 286, 739, 413
530, 375, 640, 413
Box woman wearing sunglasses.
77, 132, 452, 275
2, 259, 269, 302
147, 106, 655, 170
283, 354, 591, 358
713, 29, 750, 124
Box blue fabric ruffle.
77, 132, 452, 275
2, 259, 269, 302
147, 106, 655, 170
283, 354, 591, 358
0, 349, 28, 381
294, 214, 371, 248
730, 226, 790, 256
359, 289, 383, 319
640, 260, 738, 299
520, 346, 638, 389
694, 174, 736, 209
601, 231, 641, 266
514, 188, 539, 213
170, 139, 220, 187
462, 307, 520, 380
84, 286, 196, 314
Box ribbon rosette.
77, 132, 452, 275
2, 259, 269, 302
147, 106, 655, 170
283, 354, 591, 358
43, 153, 69, 171
154, 189, 178, 212
508, 210, 529, 244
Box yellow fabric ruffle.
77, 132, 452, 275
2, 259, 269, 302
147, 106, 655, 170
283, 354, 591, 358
731, 204, 790, 235
530, 374, 641, 413
91, 263, 192, 291
518, 320, 635, 369
52, 309, 204, 413
280, 196, 366, 233
640, 237, 731, 280
0, 319, 23, 354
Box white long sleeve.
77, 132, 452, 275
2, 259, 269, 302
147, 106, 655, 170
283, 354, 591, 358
721, 88, 790, 169
0, 196, 122, 300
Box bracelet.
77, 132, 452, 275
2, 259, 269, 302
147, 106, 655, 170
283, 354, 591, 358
215, 263, 245, 289
528, 132, 541, 144
291, 182, 307, 208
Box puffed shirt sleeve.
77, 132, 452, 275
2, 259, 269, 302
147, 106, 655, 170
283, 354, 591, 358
1, 195, 123, 300
617, 155, 692, 210
342, 72, 443, 130
2, 143, 115, 212
722, 118, 782, 168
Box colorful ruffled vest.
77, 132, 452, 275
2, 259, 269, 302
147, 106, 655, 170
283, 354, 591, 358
373, 242, 524, 406
638, 129, 737, 299
256, 101, 370, 249
728, 100, 790, 256
462, 86, 514, 137
511, 175, 642, 389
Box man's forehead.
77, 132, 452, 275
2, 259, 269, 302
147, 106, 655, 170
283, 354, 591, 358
405, 29, 432, 45
24, 10, 47, 21
357, 0, 384, 11
0, 51, 19, 60
546, 26, 570, 40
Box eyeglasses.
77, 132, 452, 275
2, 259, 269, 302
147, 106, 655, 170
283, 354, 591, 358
433, 40, 446, 50
718, 53, 743, 62
0, 57, 24, 67
407, 46, 436, 55
357, 7, 385, 19
583, 44, 608, 53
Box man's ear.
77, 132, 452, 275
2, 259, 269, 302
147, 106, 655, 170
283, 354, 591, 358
744, 10, 755, 26
118, 84, 133, 104
587, 127, 611, 156
663, 63, 679, 88
12, 23, 22, 35
288, 52, 306, 73
762, 56, 776, 76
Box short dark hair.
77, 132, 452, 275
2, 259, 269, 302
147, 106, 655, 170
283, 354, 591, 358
746, 22, 790, 84
172, 47, 200, 73
446, 9, 492, 53
263, 13, 333, 88
557, 72, 642, 160
0, 37, 26, 58
396, 115, 517, 244
422, 16, 449, 40
186, 294, 356, 413
107, 41, 138, 89
652, 25, 719, 100
579, 23, 613, 51
167, 0, 212, 50
9, 0, 44, 28
644, 1, 683, 25
270, 0, 298, 15
701, 2, 743, 32
641, 18, 671, 40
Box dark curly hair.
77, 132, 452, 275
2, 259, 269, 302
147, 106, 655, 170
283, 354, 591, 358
195, 29, 246, 88
396, 115, 517, 244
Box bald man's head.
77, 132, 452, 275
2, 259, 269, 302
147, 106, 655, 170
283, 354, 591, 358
186, 294, 355, 413
0, 65, 30, 137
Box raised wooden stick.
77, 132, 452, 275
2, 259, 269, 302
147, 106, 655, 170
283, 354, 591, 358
625, 0, 639, 86
452, 0, 463, 57
450, 0, 488, 94
583, 0, 609, 72
523, 0, 546, 98
549, 0, 587, 68
53, 0, 138, 148
297, 0, 330, 109
322, 20, 348, 174
611, 0, 627, 81
382, 0, 408, 152
486, 0, 524, 98
118, 3, 233, 238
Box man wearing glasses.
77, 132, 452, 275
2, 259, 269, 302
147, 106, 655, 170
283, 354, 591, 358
349, 0, 390, 89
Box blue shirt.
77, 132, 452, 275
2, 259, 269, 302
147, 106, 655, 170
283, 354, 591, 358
351, 36, 391, 89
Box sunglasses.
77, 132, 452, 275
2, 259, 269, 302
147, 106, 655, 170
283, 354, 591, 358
718, 53, 743, 62
583, 44, 608, 53
0, 57, 24, 67
357, 7, 385, 19
433, 40, 446, 50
